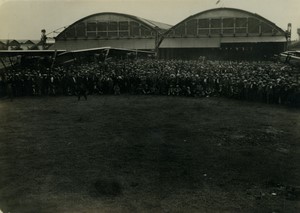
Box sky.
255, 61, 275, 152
0, 0, 299, 40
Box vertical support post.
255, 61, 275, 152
0, 57, 8, 71
51, 49, 58, 72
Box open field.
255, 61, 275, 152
0, 96, 299, 213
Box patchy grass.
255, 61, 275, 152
0, 96, 299, 213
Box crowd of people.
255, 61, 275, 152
0, 59, 299, 105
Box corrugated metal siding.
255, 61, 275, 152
221, 36, 286, 43
50, 38, 156, 51
160, 38, 221, 48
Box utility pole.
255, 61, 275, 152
286, 23, 292, 50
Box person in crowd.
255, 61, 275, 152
76, 75, 88, 101
6, 75, 14, 101
113, 83, 121, 95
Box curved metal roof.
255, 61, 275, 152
165, 7, 286, 35
57, 12, 172, 39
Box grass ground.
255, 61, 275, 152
0, 95, 299, 213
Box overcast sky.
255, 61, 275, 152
0, 0, 299, 40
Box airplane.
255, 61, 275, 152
56, 47, 155, 64
278, 50, 300, 67
0, 47, 155, 70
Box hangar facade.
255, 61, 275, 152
49, 8, 287, 60
159, 8, 287, 60
50, 12, 172, 51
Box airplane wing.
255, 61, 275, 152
0, 47, 154, 57
0, 50, 66, 57
59, 47, 155, 55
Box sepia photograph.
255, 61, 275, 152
0, 0, 300, 212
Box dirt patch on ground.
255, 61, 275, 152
0, 96, 299, 212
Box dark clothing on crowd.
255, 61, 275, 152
0, 59, 299, 106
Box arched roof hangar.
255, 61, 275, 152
160, 8, 286, 48
51, 12, 172, 51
